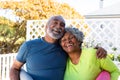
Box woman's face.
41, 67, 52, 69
60, 32, 80, 53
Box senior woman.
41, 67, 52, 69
60, 27, 120, 80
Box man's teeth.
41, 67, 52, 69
53, 28, 61, 33
53, 31, 59, 34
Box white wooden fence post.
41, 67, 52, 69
0, 53, 17, 80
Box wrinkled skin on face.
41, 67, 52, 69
46, 16, 65, 39
60, 32, 81, 53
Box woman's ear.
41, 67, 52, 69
79, 41, 82, 47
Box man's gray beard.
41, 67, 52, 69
46, 28, 63, 39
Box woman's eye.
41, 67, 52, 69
61, 39, 66, 42
69, 36, 74, 39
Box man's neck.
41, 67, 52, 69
44, 35, 58, 43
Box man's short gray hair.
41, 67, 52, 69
47, 15, 65, 26
65, 27, 84, 43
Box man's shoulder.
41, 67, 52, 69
21, 38, 42, 48
26, 38, 42, 44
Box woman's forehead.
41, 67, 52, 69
63, 32, 74, 37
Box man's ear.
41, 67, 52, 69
45, 25, 47, 32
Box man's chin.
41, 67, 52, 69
49, 34, 62, 39
53, 31, 60, 35
52, 35, 62, 39
52, 36, 61, 39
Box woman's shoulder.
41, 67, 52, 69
82, 47, 97, 60
82, 47, 96, 52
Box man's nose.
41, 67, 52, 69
56, 23, 62, 28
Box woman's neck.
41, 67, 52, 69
69, 49, 82, 65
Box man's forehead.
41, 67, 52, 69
52, 17, 65, 22
47, 15, 66, 25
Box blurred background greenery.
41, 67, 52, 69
108, 53, 120, 62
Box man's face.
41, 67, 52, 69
46, 18, 65, 39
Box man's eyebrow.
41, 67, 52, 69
53, 18, 65, 25
53, 18, 64, 22
53, 18, 59, 21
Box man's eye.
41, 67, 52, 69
54, 22, 58, 24
60, 23, 65, 27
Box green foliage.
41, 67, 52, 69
108, 53, 120, 62
0, 17, 15, 26
117, 54, 120, 62
112, 47, 117, 51
0, 25, 15, 38
0, 17, 26, 54
108, 53, 114, 61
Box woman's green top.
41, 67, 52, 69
64, 48, 120, 80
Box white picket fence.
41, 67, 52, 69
1, 18, 120, 80
0, 53, 17, 80
26, 19, 120, 54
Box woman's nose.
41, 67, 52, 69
66, 39, 71, 43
